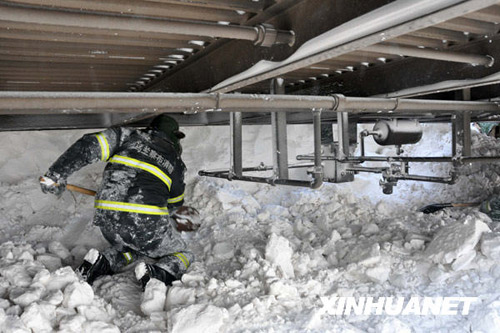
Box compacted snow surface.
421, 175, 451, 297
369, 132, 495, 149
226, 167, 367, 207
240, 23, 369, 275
1, 124, 500, 332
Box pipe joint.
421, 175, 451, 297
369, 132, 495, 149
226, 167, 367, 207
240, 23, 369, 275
330, 94, 344, 111
310, 167, 324, 189
485, 55, 495, 68
254, 24, 295, 47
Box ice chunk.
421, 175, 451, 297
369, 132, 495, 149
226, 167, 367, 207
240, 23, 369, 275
365, 265, 390, 284
451, 249, 476, 271
268, 281, 299, 299
20, 303, 55, 332
376, 318, 412, 333
36, 254, 62, 272
481, 232, 500, 260
169, 304, 228, 333
10, 286, 44, 307
18, 251, 34, 262
375, 201, 393, 216
58, 314, 86, 332
141, 278, 167, 316
425, 216, 490, 265
166, 286, 196, 310
70, 245, 89, 263
6, 305, 22, 316
361, 223, 379, 236
0, 263, 32, 287
0, 299, 9, 310
48, 241, 71, 260
82, 321, 120, 333
241, 196, 261, 215
46, 267, 78, 291
428, 265, 450, 283
44, 290, 63, 306
77, 304, 111, 322
471, 300, 500, 333
343, 243, 381, 266
32, 269, 51, 285
63, 281, 94, 308
265, 234, 295, 278
216, 188, 244, 209
212, 242, 234, 261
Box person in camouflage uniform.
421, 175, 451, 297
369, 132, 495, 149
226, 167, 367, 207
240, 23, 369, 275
40, 114, 193, 289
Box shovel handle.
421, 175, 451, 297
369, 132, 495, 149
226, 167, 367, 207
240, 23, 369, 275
40, 176, 96, 196
451, 202, 481, 208
66, 184, 96, 196
420, 202, 481, 214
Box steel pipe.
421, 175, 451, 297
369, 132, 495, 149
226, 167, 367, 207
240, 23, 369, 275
364, 44, 494, 67
297, 155, 500, 164
347, 166, 386, 173
198, 170, 314, 187
1, 92, 500, 115
436, 17, 498, 35
270, 78, 289, 180
297, 155, 454, 162
201, 163, 314, 174
0, 5, 294, 47
408, 27, 470, 43
388, 35, 449, 49
230, 112, 243, 177
394, 174, 455, 184
460, 156, 500, 163
210, 0, 499, 93
332, 95, 500, 113
337, 112, 350, 159
311, 109, 324, 189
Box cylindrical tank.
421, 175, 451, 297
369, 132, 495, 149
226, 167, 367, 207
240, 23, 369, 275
372, 119, 422, 146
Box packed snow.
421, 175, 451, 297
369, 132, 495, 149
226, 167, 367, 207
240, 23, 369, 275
0, 123, 500, 332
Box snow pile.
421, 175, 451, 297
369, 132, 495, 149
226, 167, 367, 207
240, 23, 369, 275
0, 242, 121, 332
141, 278, 167, 316
480, 232, 500, 260
169, 304, 228, 333
176, 180, 500, 332
424, 214, 491, 268
1, 126, 500, 331
265, 233, 295, 279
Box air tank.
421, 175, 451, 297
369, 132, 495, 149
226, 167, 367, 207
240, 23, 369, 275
372, 119, 422, 146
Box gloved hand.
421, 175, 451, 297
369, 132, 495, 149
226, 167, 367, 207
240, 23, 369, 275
39, 175, 66, 196
171, 206, 201, 232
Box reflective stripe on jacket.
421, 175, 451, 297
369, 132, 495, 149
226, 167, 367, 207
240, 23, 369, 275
48, 127, 186, 217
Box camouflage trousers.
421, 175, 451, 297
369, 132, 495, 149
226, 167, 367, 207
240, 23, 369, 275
95, 210, 194, 279
101, 244, 194, 279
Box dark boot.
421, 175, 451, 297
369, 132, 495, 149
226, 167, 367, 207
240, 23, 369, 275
77, 249, 113, 285
135, 262, 176, 290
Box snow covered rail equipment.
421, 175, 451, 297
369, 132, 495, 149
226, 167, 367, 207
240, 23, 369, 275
1, 92, 500, 114
4, 91, 500, 193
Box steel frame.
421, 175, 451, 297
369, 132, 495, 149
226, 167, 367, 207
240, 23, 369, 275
209, 0, 500, 94
0, 5, 294, 47
199, 106, 324, 189
1, 92, 499, 114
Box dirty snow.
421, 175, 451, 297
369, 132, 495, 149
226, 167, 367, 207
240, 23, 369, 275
0, 124, 500, 332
